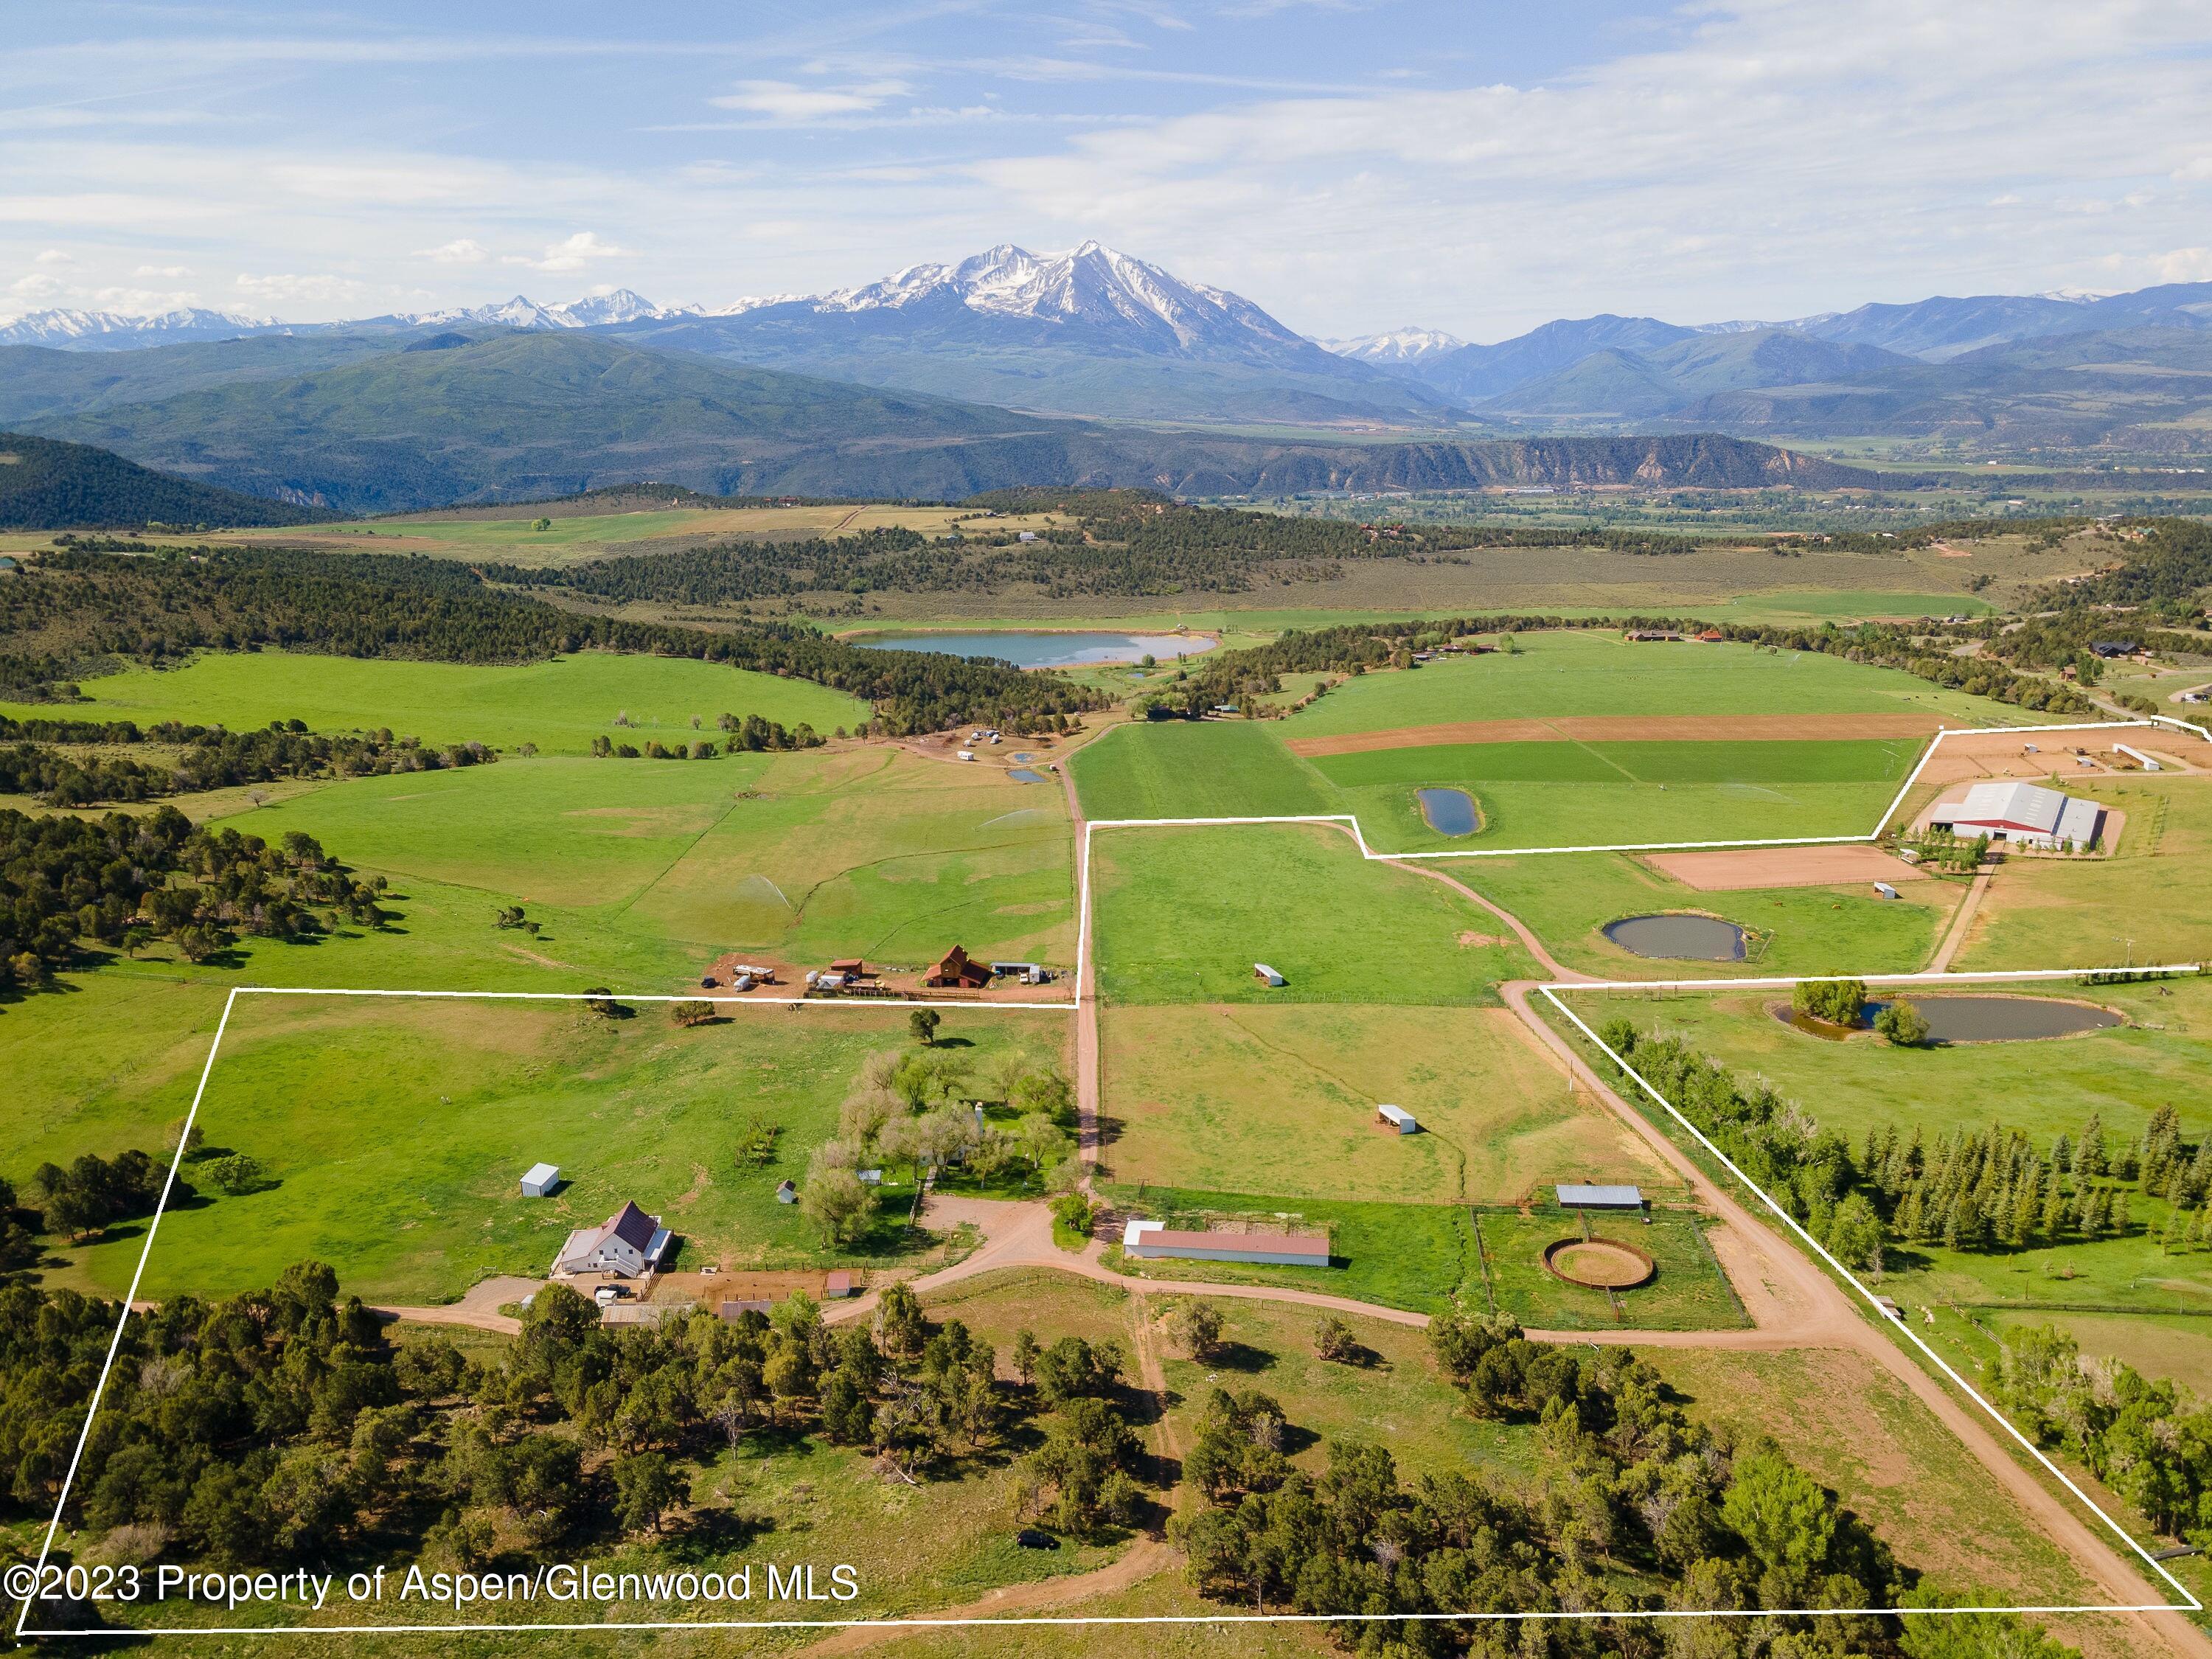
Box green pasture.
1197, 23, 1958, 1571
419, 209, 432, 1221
1311, 737, 1924, 790
1956, 779, 2212, 972
1470, 1206, 1747, 1332
94, 998, 1060, 1304
1573, 978, 2212, 1149
1339, 776, 1909, 854
1089, 822, 1541, 1004
1282, 630, 2048, 737
0, 649, 869, 756
1459, 852, 1962, 978
1100, 1002, 1669, 1204
1071, 720, 1333, 821
223, 745, 1078, 968
1105, 1185, 1476, 1316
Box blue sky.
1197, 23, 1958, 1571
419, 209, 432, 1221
5, 1, 2211, 341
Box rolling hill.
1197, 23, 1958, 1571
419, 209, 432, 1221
24, 333, 1062, 513
0, 431, 324, 529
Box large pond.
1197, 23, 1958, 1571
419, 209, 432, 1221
1416, 787, 1479, 836
859, 631, 1217, 669
1890, 995, 2122, 1043
1603, 914, 1749, 961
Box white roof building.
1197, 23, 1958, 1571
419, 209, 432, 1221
1931, 781, 2103, 850
551, 1200, 673, 1279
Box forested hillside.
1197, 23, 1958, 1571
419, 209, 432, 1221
0, 546, 1103, 734
0, 431, 321, 529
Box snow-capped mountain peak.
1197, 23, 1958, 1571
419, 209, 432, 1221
770, 241, 1302, 356
546, 288, 668, 327
1321, 327, 1467, 366
0, 306, 276, 349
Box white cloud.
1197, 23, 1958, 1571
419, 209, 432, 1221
134, 262, 192, 277
710, 78, 909, 120
8, 271, 66, 302
89, 284, 201, 313
416, 237, 489, 264
34, 246, 70, 264
234, 271, 363, 305
2151, 247, 2212, 283
507, 231, 629, 273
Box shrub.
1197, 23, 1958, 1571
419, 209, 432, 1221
1792, 978, 1867, 1028
1874, 999, 1930, 1048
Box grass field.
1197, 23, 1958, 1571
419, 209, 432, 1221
1470, 1206, 1748, 1332
1099, 1003, 1672, 1203
79, 997, 1064, 1304
1105, 1186, 1476, 1315
1151, 1293, 1541, 1483
1283, 631, 2042, 734
229, 745, 1079, 968
1459, 851, 1964, 978
1071, 632, 2045, 851
0, 650, 869, 756
1072, 720, 1335, 822
1956, 779, 2212, 971
1088, 822, 1541, 1004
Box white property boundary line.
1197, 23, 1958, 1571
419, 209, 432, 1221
1084, 714, 2212, 863
21, 981, 2205, 1638
1539, 969, 2208, 1618
18, 712, 2212, 1638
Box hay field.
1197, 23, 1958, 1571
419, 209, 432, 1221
1088, 822, 1541, 1004
248, 746, 1078, 969
1072, 632, 2049, 850
0, 648, 869, 755
1099, 1003, 1670, 1203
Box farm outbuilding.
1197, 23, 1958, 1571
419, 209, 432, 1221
1930, 780, 2103, 850
520, 1162, 560, 1197
1557, 1183, 1645, 1211
776, 1179, 798, 1204
1253, 963, 1286, 987
1376, 1104, 1419, 1134
1122, 1219, 1329, 1267
925, 944, 993, 988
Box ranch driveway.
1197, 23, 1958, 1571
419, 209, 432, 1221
371, 1273, 540, 1337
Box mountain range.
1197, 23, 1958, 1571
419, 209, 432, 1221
5, 244, 2212, 492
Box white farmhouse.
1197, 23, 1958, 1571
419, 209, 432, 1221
551, 1200, 673, 1279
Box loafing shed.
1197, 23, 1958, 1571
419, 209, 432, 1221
520, 1162, 560, 1197
1377, 1104, 1419, 1134
1122, 1219, 1329, 1267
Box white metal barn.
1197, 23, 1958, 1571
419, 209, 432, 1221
520, 1162, 560, 1197
1376, 1104, 1419, 1134
1930, 780, 2103, 850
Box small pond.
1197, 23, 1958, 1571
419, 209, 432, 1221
1007, 768, 1047, 784
1771, 995, 2124, 1043
1416, 787, 1479, 837
860, 631, 1217, 669
1603, 914, 1748, 961
1891, 995, 2122, 1044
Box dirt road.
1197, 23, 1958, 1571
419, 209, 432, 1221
372, 1274, 540, 1336
1929, 869, 1993, 972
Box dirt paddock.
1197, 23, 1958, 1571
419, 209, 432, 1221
1287, 712, 1947, 758
1644, 844, 1933, 891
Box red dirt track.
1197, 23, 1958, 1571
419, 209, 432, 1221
1644, 844, 1932, 891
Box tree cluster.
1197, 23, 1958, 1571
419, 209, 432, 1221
1998, 1324, 2212, 1544
35, 1263, 1063, 1571
0, 805, 388, 994
0, 715, 494, 807
1168, 1310, 2047, 1655
1600, 1022, 2205, 1272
